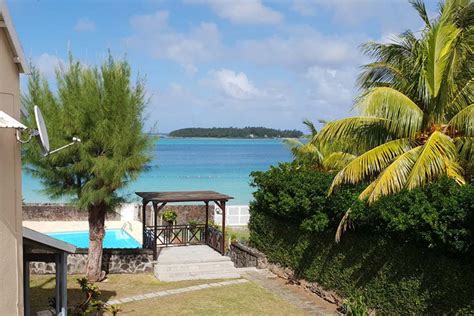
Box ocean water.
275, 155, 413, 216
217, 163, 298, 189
22, 138, 293, 205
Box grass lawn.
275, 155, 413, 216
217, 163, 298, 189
30, 274, 304, 315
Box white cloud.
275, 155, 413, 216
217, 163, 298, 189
125, 11, 366, 75
291, 0, 317, 16
125, 11, 222, 74
303, 65, 358, 119
208, 69, 260, 100
129, 10, 169, 30
186, 0, 283, 25
235, 31, 363, 70
33, 53, 64, 78
290, 0, 421, 33
74, 18, 96, 32
125, 2, 427, 131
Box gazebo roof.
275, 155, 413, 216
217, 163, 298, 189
135, 190, 233, 203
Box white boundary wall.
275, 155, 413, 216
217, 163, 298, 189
214, 205, 249, 226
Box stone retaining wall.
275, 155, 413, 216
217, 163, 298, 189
30, 248, 154, 275
228, 242, 268, 268
24, 203, 212, 224
227, 242, 342, 307
23, 203, 120, 221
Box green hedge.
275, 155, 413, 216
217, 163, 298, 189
249, 163, 474, 314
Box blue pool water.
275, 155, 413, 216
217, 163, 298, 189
47, 229, 141, 249
23, 138, 293, 205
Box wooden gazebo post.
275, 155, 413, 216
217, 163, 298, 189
152, 202, 167, 260
221, 201, 226, 255
141, 200, 148, 248
204, 201, 209, 243
214, 200, 226, 255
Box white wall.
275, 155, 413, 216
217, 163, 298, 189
214, 205, 250, 227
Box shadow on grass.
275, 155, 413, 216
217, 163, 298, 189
30, 276, 117, 315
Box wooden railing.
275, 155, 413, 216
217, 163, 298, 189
145, 224, 224, 254
149, 224, 206, 247
143, 227, 155, 250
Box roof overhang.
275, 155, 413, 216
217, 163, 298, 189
0, 0, 28, 73
23, 227, 77, 254
0, 110, 26, 129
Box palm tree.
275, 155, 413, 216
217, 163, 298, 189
284, 119, 356, 171
317, 0, 474, 240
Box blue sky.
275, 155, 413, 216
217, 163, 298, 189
9, 0, 437, 133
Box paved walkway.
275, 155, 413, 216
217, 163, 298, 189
241, 269, 337, 316
107, 278, 249, 305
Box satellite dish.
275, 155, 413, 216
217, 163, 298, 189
9, 105, 81, 156
34, 105, 50, 155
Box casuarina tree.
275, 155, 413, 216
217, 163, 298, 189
22, 53, 152, 281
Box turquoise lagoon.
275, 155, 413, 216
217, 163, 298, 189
22, 138, 293, 205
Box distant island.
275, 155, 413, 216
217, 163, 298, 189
169, 127, 303, 138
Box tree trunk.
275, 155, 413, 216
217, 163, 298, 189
86, 203, 107, 282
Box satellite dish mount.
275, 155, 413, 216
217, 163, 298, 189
0, 105, 80, 156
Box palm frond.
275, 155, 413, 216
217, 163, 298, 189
447, 103, 474, 136
284, 138, 324, 164
405, 131, 465, 190
317, 117, 391, 151
424, 20, 461, 97
410, 0, 431, 27
357, 87, 423, 137
359, 146, 422, 203
329, 138, 412, 194
302, 118, 318, 136
454, 136, 473, 159
322, 152, 356, 172
282, 138, 304, 157
446, 77, 474, 116
335, 207, 352, 243
357, 62, 408, 88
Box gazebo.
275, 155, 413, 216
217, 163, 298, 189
135, 191, 233, 259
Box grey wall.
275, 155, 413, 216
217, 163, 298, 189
30, 248, 154, 275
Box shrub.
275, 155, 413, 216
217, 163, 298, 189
49, 277, 121, 315
250, 163, 360, 231
248, 163, 474, 314
162, 210, 177, 223
249, 212, 474, 314
350, 177, 474, 254
250, 162, 474, 254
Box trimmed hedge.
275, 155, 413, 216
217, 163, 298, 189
249, 163, 474, 314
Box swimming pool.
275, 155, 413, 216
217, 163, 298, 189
47, 229, 141, 249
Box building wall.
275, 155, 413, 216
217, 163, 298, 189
0, 26, 23, 314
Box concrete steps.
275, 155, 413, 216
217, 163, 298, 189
154, 245, 241, 282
